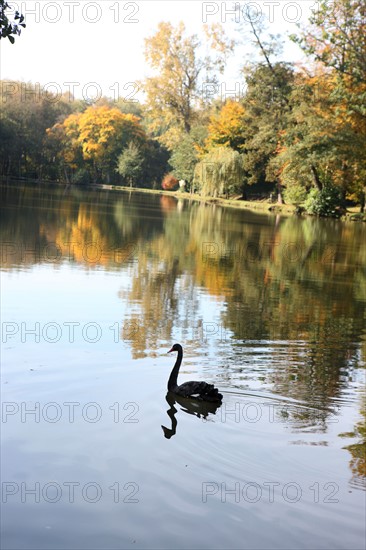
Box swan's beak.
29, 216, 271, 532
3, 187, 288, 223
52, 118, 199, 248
168, 347, 174, 353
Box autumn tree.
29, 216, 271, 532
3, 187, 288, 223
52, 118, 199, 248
48, 106, 146, 182
289, 0, 366, 210
78, 107, 145, 177
205, 100, 246, 152
291, 0, 366, 140
162, 173, 178, 190
273, 69, 366, 210
291, 0, 366, 86
142, 21, 233, 150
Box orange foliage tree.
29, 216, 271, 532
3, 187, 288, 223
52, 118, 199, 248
48, 106, 146, 182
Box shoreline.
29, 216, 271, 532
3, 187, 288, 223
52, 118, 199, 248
2, 177, 364, 221
93, 183, 297, 215
90, 183, 365, 221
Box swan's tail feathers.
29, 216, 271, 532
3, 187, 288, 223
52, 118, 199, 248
202, 384, 223, 402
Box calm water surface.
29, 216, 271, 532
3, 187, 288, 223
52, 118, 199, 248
1, 183, 365, 549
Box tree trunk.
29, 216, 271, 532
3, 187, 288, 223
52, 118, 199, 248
310, 165, 322, 191
6, 156, 11, 176
360, 187, 365, 213
277, 181, 284, 204
64, 167, 70, 183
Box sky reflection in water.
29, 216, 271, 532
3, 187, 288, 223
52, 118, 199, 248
1, 183, 365, 549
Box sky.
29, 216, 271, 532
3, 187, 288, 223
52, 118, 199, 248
0, 1, 318, 101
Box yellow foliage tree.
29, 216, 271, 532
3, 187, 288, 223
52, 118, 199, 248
142, 21, 233, 150
48, 106, 146, 182
205, 100, 247, 152
77, 106, 144, 163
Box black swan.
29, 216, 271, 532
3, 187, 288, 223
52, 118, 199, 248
167, 343, 223, 402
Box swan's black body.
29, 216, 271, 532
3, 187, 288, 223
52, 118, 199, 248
167, 343, 223, 402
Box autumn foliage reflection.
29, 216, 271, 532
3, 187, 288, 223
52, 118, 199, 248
1, 183, 365, 457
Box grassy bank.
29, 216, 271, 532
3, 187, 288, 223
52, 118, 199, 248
99, 184, 366, 220
99, 184, 297, 216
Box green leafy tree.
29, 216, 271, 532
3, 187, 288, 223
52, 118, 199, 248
139, 139, 170, 189
241, 62, 295, 202
116, 142, 143, 187
231, 7, 296, 202
0, 80, 72, 179
168, 126, 207, 186
283, 181, 308, 206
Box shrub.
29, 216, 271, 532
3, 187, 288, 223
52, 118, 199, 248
283, 183, 307, 205
71, 168, 90, 185
162, 173, 179, 190
304, 184, 343, 217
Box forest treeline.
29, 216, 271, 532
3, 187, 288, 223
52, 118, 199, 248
0, 0, 365, 216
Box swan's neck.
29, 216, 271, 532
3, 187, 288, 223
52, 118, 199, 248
168, 348, 183, 391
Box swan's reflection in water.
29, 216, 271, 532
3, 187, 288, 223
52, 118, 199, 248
161, 391, 222, 439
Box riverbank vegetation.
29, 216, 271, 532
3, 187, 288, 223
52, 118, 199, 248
0, 0, 365, 216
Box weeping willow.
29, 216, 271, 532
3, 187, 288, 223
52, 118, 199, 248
194, 146, 246, 198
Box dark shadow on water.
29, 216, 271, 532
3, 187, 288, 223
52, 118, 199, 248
161, 391, 222, 439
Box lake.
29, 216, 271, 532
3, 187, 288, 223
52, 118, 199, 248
1, 182, 365, 550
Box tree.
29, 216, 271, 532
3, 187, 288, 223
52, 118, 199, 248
48, 106, 146, 182
275, 70, 366, 209
240, 62, 295, 202
77, 107, 145, 170
233, 8, 296, 202
304, 184, 344, 217
0, 0, 25, 43
142, 21, 233, 149
291, 0, 366, 85
139, 139, 170, 189
116, 142, 143, 187
0, 80, 73, 180
205, 100, 247, 152
289, 0, 366, 210
194, 146, 246, 198
168, 125, 207, 186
